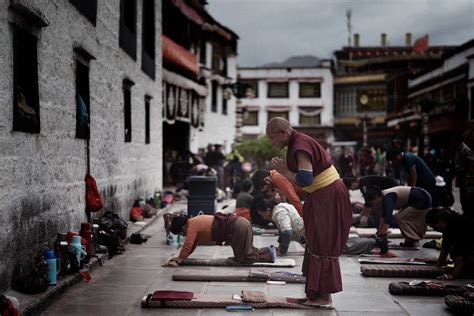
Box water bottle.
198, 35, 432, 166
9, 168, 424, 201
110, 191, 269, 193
70, 235, 87, 266
43, 249, 60, 285
154, 190, 161, 209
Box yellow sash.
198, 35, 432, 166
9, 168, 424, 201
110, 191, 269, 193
303, 165, 340, 193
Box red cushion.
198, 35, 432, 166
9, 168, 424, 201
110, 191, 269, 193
151, 291, 193, 301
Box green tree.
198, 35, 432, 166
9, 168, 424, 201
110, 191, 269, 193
236, 136, 286, 169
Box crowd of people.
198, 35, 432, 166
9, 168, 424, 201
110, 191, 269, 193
164, 119, 474, 307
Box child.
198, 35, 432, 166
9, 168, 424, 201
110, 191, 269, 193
254, 197, 305, 255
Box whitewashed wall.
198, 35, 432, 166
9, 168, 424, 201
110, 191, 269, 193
238, 67, 334, 137
0, 0, 162, 290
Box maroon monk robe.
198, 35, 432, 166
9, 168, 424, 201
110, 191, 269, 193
286, 130, 352, 296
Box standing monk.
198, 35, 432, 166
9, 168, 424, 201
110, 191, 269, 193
266, 118, 352, 307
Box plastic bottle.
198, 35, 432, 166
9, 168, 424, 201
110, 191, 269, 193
154, 189, 161, 209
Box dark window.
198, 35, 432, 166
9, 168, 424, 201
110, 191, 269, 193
12, 25, 40, 133
241, 80, 258, 98
267, 82, 289, 98
211, 81, 218, 112
242, 110, 258, 126
199, 37, 206, 65
141, 0, 155, 79
145, 95, 151, 144
75, 61, 90, 139
69, 0, 97, 26
212, 45, 221, 72
299, 82, 321, 98
222, 97, 227, 115
267, 111, 289, 121
222, 57, 228, 76
299, 113, 321, 125
119, 0, 137, 60
123, 79, 135, 142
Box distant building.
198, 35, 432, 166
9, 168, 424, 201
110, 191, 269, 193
237, 59, 335, 147
388, 39, 474, 156
0, 0, 162, 291
333, 33, 455, 151
162, 0, 238, 160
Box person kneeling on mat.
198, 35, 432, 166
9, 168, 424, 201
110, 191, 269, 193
165, 213, 276, 267
367, 185, 432, 254
425, 208, 474, 280
254, 197, 305, 256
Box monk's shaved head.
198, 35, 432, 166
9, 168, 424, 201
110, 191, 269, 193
266, 117, 291, 134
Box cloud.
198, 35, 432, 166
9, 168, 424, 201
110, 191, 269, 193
207, 0, 474, 67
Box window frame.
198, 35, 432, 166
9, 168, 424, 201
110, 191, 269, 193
267, 110, 289, 122
141, 0, 155, 79
299, 82, 321, 98
123, 79, 135, 142
299, 113, 321, 126
242, 110, 259, 126
145, 95, 152, 144
119, 0, 137, 60
211, 81, 218, 113
267, 82, 289, 98
69, 0, 98, 26
12, 24, 40, 134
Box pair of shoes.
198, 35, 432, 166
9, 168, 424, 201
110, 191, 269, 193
422, 240, 437, 249
399, 240, 419, 247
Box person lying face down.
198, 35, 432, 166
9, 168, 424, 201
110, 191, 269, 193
367, 185, 432, 254
425, 208, 474, 280
254, 197, 305, 255
165, 213, 275, 267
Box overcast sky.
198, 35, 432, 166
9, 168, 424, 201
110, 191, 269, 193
207, 0, 474, 67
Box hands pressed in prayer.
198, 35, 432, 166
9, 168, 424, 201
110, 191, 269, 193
271, 157, 290, 178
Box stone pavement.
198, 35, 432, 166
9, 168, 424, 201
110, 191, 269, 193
40, 200, 470, 315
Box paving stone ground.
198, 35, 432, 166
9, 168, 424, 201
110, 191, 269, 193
42, 199, 471, 315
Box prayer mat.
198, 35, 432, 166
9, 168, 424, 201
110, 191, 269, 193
445, 294, 474, 314
360, 251, 398, 258
360, 264, 443, 278
389, 281, 468, 296
142, 291, 327, 309
388, 244, 420, 250
172, 269, 305, 283
350, 227, 442, 239
358, 258, 431, 265
252, 227, 279, 236
178, 258, 296, 267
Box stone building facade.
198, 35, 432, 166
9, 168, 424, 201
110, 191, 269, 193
0, 0, 162, 290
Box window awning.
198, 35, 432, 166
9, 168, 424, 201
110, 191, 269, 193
386, 113, 421, 127
298, 106, 323, 116
267, 106, 291, 112
242, 106, 260, 111
162, 35, 198, 75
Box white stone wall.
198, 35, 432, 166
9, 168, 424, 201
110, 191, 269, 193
191, 55, 237, 153
0, 0, 162, 290
238, 67, 334, 138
